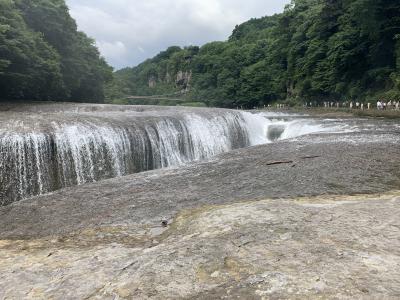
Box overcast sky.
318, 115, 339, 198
66, 0, 290, 69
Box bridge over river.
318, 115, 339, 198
126, 95, 185, 102
126, 91, 188, 102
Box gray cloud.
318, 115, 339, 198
66, 0, 290, 69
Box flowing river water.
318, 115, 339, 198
0, 103, 355, 205
1, 104, 400, 299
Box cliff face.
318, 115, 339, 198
148, 76, 157, 88
175, 70, 192, 91
147, 70, 192, 92
107, 46, 198, 102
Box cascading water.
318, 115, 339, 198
0, 105, 341, 205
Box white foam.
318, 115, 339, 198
239, 112, 348, 144
0, 110, 350, 203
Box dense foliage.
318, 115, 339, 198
0, 0, 112, 102
108, 0, 400, 108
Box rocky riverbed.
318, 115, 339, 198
0, 113, 400, 299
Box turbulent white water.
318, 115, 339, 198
0, 107, 342, 205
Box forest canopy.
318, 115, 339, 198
107, 0, 400, 108
1, 0, 399, 106
0, 0, 113, 102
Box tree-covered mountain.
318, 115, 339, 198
0, 0, 113, 102
107, 0, 400, 108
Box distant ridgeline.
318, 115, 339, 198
0, 0, 113, 102
107, 0, 400, 108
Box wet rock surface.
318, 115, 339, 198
1, 192, 400, 299
0, 115, 400, 299
1, 129, 400, 239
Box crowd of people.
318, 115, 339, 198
302, 100, 400, 110
246, 100, 400, 111
376, 100, 400, 110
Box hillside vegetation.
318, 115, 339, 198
107, 0, 400, 108
0, 0, 113, 102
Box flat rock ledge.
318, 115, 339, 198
1, 191, 400, 299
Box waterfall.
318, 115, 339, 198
0, 107, 336, 205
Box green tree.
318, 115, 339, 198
0, 0, 112, 102
106, 0, 400, 107
0, 0, 64, 100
